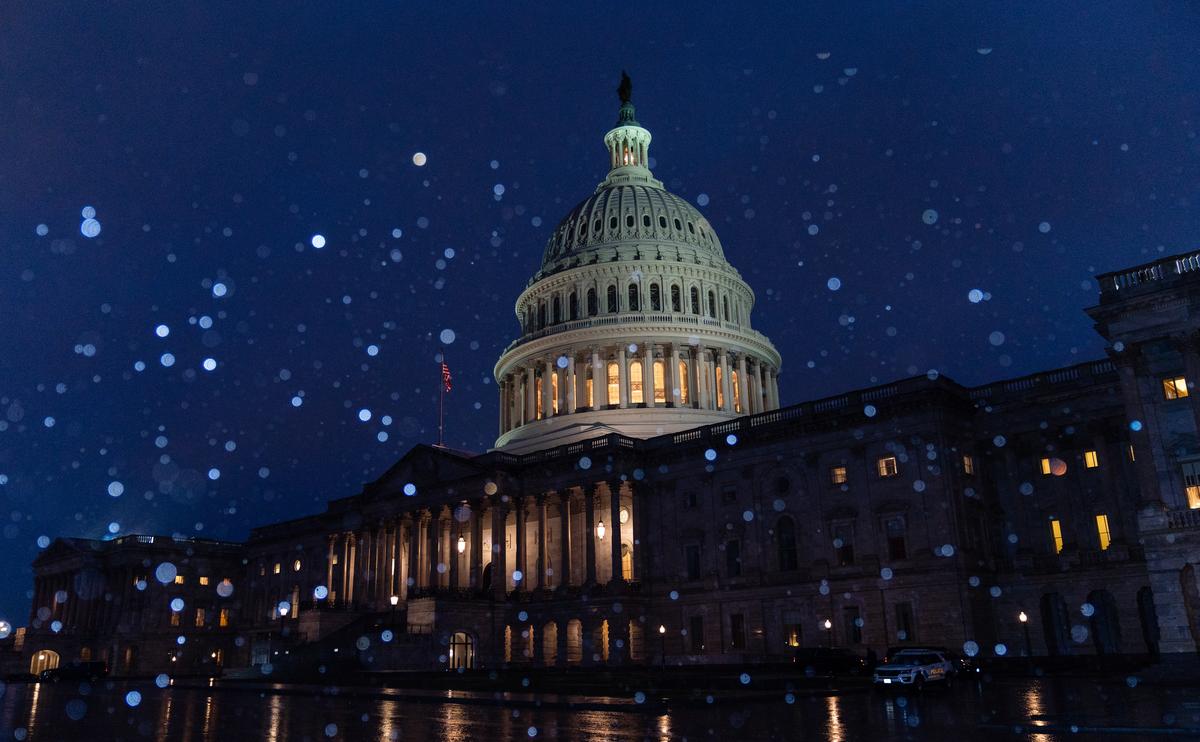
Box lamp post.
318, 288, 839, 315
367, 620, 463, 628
1018, 610, 1031, 658
658, 624, 667, 670
823, 619, 833, 648
390, 594, 399, 628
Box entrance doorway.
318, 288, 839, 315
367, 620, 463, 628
449, 632, 474, 670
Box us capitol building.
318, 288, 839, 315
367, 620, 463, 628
11, 78, 1200, 678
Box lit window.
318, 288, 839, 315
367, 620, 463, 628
1050, 519, 1064, 555
830, 466, 847, 485
630, 360, 644, 404
653, 359, 666, 403
1128, 444, 1136, 462
195, 608, 206, 627
331, 554, 338, 566
219, 608, 230, 628
678, 360, 690, 404
877, 456, 899, 478
715, 366, 724, 409
1095, 514, 1111, 551
1188, 486, 1200, 510
1040, 457, 1052, 476
962, 455, 974, 476
1084, 450, 1100, 469
174, 575, 185, 585
199, 576, 209, 586
170, 612, 180, 627
273, 563, 281, 575
607, 362, 620, 405
731, 369, 741, 413
535, 377, 543, 419
1163, 376, 1189, 400
586, 378, 594, 408
293, 559, 302, 572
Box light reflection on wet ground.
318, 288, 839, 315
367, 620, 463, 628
3, 677, 1200, 740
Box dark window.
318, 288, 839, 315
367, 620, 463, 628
650, 283, 662, 311
659, 215, 668, 229
579, 221, 587, 238
730, 613, 746, 649
537, 302, 547, 329
587, 289, 598, 316
685, 544, 702, 581
625, 214, 634, 228
843, 606, 862, 644
690, 287, 701, 315
688, 221, 695, 234
723, 296, 730, 321
569, 292, 578, 321
609, 216, 617, 229
606, 285, 618, 313
593, 219, 601, 233
671, 285, 682, 312
674, 217, 683, 231
721, 485, 737, 503
894, 602, 915, 642
777, 516, 798, 571
683, 491, 698, 509
552, 295, 561, 324
689, 616, 705, 653
833, 523, 854, 566
725, 540, 741, 577
885, 516, 907, 561
628, 283, 640, 311
708, 291, 717, 318
642, 214, 651, 227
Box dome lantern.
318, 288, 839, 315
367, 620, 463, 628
601, 71, 655, 187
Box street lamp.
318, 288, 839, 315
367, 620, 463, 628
823, 619, 833, 648
457, 536, 466, 554
658, 624, 667, 670
596, 520, 606, 541
389, 594, 399, 627
1018, 610, 1032, 657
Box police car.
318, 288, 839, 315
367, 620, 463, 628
871, 650, 953, 688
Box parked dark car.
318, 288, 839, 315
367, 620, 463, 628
883, 646, 975, 676
793, 647, 867, 676
38, 661, 108, 682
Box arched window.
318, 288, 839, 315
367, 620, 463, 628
642, 214, 651, 228
569, 292, 579, 321
630, 360, 644, 404
606, 285, 618, 313
723, 296, 730, 321
650, 283, 662, 312
29, 649, 60, 676
628, 283, 640, 312
538, 302, 547, 330
606, 361, 620, 405
777, 517, 798, 571
653, 359, 666, 403
659, 215, 668, 229
587, 288, 598, 316
678, 360, 690, 404
526, 307, 535, 332
690, 287, 701, 315
708, 291, 717, 318
552, 296, 561, 324
732, 369, 741, 413
671, 285, 682, 312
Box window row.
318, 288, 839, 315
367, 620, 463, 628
556, 211, 715, 251
523, 281, 745, 333
168, 606, 231, 628
528, 359, 747, 417
1048, 513, 1112, 554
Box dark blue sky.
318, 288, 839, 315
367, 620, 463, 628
1, 3, 1198, 625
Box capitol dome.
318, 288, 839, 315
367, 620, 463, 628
493, 75, 782, 452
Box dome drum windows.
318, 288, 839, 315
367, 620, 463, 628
650, 283, 662, 312
587, 288, 598, 316
628, 284, 640, 312
690, 287, 701, 315
671, 285, 682, 312
606, 285, 618, 313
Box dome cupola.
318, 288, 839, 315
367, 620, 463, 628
493, 73, 782, 452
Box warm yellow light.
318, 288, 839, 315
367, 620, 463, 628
619, 507, 629, 525
457, 536, 466, 554
596, 520, 606, 541
823, 619, 832, 630
1050, 519, 1064, 554
1018, 611, 1028, 623
658, 624, 666, 635
389, 595, 399, 606
1096, 514, 1111, 551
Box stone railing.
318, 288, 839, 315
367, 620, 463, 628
498, 311, 772, 355
1096, 249, 1200, 301
967, 359, 1116, 401
1166, 508, 1200, 530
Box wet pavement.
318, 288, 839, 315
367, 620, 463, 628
2, 675, 1200, 740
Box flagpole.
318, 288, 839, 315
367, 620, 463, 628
438, 351, 445, 448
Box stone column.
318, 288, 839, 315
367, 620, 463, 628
470, 502, 484, 590
609, 480, 624, 584
1112, 348, 1166, 506
404, 516, 417, 599
516, 496, 528, 590
566, 355, 578, 413
736, 352, 749, 414
584, 485, 598, 585
426, 509, 440, 590
695, 346, 709, 409
720, 351, 734, 412
556, 618, 569, 667
558, 493, 572, 588
449, 507, 462, 590
592, 348, 603, 407
1177, 332, 1200, 438
326, 535, 336, 603
542, 358, 554, 418
668, 343, 680, 407
340, 534, 350, 603
492, 500, 509, 599
536, 496, 548, 589
498, 379, 507, 436
645, 342, 656, 408
631, 482, 644, 582
618, 345, 629, 408
524, 366, 536, 424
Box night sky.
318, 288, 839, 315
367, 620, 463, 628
2, 3, 1198, 627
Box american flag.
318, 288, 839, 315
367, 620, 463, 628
441, 361, 452, 393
